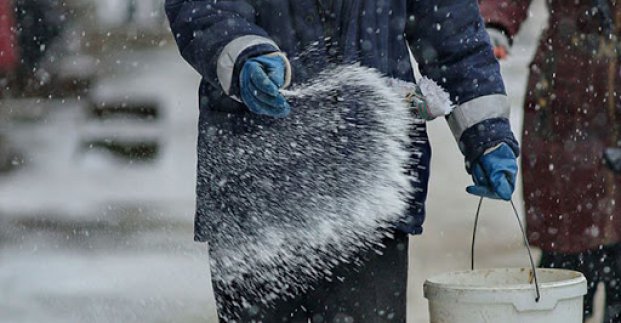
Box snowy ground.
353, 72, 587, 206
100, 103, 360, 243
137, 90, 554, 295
0, 49, 219, 322
2, 1, 596, 322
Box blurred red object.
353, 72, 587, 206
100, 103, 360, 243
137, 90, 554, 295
493, 46, 508, 60
0, 0, 18, 74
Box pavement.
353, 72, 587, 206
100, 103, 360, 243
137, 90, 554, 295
0, 48, 219, 322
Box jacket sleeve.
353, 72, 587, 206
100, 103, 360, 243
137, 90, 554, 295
479, 0, 533, 38
165, 0, 281, 96
406, 0, 519, 164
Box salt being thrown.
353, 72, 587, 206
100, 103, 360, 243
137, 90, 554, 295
388, 76, 454, 121
197, 65, 453, 321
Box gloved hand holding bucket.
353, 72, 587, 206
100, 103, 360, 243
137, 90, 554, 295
424, 197, 588, 323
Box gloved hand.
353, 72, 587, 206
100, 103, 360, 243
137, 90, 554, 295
486, 28, 510, 60
240, 53, 291, 118
466, 143, 518, 200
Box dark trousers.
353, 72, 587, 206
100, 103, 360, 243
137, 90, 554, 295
540, 243, 621, 322
214, 231, 409, 323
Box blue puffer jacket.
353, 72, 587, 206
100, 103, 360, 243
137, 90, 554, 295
165, 0, 519, 238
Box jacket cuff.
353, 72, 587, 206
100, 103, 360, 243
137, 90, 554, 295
447, 94, 510, 141
217, 35, 280, 96
458, 117, 520, 171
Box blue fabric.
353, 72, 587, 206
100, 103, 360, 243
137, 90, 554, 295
229, 43, 281, 98
397, 124, 431, 234
240, 55, 291, 117
466, 143, 517, 201
165, 0, 511, 235
459, 118, 520, 165
406, 0, 506, 104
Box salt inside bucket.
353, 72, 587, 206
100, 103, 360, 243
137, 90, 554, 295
424, 267, 587, 323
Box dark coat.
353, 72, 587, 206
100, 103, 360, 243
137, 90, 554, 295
14, 0, 64, 70
481, 0, 621, 253
166, 0, 517, 239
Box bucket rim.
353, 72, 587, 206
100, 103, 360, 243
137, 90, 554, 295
424, 267, 586, 291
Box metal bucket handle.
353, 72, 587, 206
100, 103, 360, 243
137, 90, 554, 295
470, 197, 541, 302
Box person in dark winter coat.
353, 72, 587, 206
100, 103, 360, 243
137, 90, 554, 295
12, 0, 65, 94
166, 0, 519, 321
480, 0, 621, 321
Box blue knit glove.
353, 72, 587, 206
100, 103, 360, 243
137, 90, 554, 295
240, 54, 290, 118
466, 143, 517, 201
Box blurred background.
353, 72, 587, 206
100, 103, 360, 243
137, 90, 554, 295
0, 0, 216, 322
0, 0, 590, 322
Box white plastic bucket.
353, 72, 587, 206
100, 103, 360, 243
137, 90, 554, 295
424, 267, 587, 323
